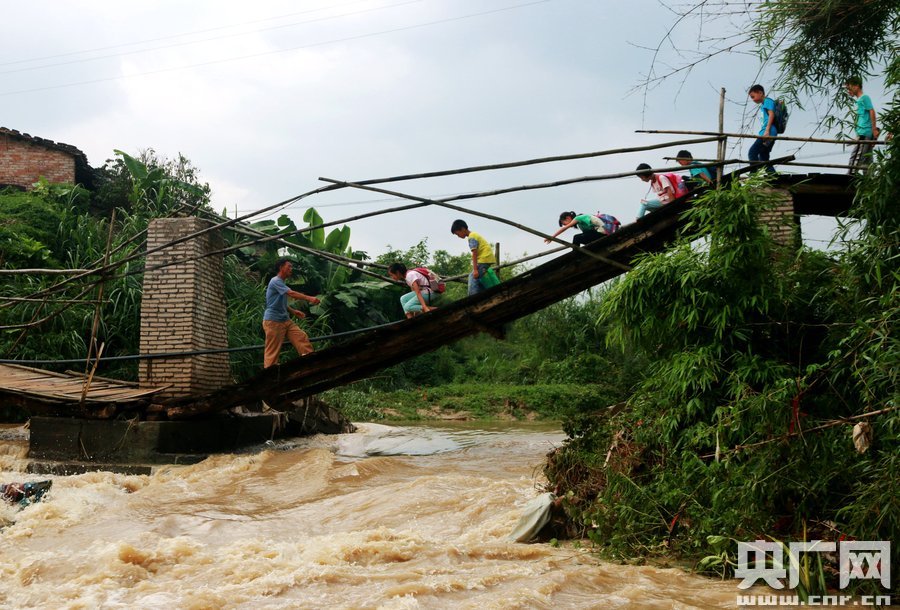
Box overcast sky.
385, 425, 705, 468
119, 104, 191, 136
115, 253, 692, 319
2, 0, 886, 262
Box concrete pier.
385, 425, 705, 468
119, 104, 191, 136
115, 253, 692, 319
25, 400, 354, 472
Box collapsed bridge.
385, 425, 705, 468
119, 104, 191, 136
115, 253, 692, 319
0, 128, 868, 466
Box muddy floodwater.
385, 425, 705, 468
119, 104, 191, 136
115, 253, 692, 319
0, 421, 739, 608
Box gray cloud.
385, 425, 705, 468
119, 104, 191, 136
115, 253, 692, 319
3, 0, 882, 262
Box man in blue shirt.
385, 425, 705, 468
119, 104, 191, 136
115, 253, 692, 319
263, 258, 320, 368
748, 84, 777, 172
845, 76, 880, 173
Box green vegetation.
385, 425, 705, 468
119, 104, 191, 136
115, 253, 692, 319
538, 0, 900, 587
543, 163, 897, 598
323, 283, 637, 422
0, 150, 402, 407
524, 5, 900, 594
326, 383, 617, 422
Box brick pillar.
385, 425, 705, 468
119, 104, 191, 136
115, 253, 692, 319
139, 218, 231, 401
759, 188, 801, 249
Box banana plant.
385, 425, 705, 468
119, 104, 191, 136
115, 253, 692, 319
114, 150, 208, 216
226, 205, 393, 333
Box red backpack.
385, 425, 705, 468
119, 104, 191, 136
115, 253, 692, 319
413, 267, 446, 293
657, 173, 689, 199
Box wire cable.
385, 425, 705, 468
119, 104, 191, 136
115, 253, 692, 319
0, 0, 426, 76
0, 0, 380, 67
0, 320, 404, 365
1, 1, 551, 97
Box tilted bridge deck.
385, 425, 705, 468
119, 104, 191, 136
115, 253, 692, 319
0, 172, 853, 418
173, 172, 855, 418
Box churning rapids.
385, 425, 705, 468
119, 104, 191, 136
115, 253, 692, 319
0, 422, 738, 609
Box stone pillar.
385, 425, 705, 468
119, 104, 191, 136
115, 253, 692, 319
139, 218, 231, 401
760, 188, 801, 249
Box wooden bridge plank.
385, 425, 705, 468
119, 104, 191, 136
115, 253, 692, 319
0, 362, 168, 413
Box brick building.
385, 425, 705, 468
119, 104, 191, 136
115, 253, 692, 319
0, 127, 92, 189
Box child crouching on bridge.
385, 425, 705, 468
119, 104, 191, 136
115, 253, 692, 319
635, 163, 687, 219
544, 211, 620, 246
388, 262, 438, 318
674, 150, 714, 189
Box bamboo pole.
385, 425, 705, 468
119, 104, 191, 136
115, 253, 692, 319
319, 177, 634, 272
444, 246, 568, 282
700, 405, 900, 459
781, 161, 865, 170
439, 160, 738, 203
665, 157, 866, 171
221, 220, 400, 285
88, 155, 764, 287
497, 246, 566, 269
0, 131, 844, 309
717, 87, 726, 183
0, 297, 102, 304
637, 129, 884, 145
200, 208, 389, 270
4, 201, 193, 305
79, 342, 104, 406
494, 242, 501, 278
5, 137, 724, 300
0, 284, 96, 330
83, 209, 116, 407
8, 186, 333, 305
5, 137, 727, 299
0, 268, 93, 275
340, 136, 723, 187
130, 159, 750, 280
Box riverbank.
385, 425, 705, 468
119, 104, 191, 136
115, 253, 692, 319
323, 383, 611, 423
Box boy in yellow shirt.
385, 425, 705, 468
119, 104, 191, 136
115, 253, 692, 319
451, 219, 496, 296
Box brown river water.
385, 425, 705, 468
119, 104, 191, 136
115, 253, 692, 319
0, 421, 739, 609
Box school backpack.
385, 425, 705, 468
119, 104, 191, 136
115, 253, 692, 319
773, 98, 789, 133
413, 267, 446, 293
594, 213, 621, 235
659, 173, 689, 199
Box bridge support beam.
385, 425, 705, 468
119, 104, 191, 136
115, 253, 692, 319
138, 217, 231, 402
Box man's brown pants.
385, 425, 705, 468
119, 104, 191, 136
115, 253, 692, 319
263, 320, 313, 368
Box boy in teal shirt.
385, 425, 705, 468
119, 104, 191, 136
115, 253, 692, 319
675, 150, 714, 188
845, 76, 880, 173
544, 211, 619, 246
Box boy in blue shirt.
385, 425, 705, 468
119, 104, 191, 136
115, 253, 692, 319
845, 76, 880, 173
748, 84, 777, 172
